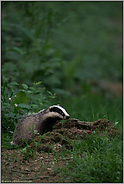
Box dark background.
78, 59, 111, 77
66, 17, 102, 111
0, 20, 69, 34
2, 1, 122, 96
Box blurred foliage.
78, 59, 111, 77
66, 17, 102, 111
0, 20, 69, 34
1, 76, 55, 133
2, 2, 65, 92
2, 1, 122, 96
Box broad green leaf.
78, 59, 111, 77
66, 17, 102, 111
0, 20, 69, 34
27, 90, 32, 94
18, 103, 31, 109
29, 87, 35, 91
11, 91, 27, 106
9, 47, 26, 55
9, 82, 19, 86
5, 112, 16, 118
22, 84, 28, 90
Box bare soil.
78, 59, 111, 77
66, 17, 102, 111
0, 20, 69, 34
1, 118, 122, 183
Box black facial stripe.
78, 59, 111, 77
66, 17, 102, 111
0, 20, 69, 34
49, 107, 65, 117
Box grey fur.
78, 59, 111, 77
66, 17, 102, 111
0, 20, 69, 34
10, 105, 70, 146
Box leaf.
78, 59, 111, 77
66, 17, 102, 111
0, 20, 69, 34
9, 82, 19, 86
18, 103, 31, 110
34, 130, 39, 135
30, 104, 39, 108
4, 112, 16, 118
22, 147, 27, 153
47, 91, 56, 99
22, 84, 28, 90
11, 91, 27, 106
115, 122, 119, 126
33, 81, 42, 86
27, 90, 32, 94
29, 87, 36, 91
9, 47, 26, 55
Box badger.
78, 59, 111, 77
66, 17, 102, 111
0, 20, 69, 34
10, 105, 70, 146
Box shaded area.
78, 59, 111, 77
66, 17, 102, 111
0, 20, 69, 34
2, 2, 122, 93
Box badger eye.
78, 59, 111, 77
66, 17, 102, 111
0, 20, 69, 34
49, 107, 65, 117
49, 107, 57, 112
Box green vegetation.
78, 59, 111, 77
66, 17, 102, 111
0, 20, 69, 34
58, 134, 122, 183
2, 1, 122, 183
2, 1, 122, 92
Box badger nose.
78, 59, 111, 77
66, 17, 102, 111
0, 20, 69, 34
63, 115, 70, 120
66, 115, 70, 119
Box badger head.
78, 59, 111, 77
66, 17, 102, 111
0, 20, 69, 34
45, 104, 70, 120
39, 105, 70, 134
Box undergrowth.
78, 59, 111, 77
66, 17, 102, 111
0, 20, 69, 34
57, 133, 123, 183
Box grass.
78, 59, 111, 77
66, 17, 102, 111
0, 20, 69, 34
57, 133, 122, 183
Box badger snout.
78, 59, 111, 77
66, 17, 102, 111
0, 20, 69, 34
63, 115, 70, 120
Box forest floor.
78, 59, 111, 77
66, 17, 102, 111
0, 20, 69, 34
1, 118, 122, 183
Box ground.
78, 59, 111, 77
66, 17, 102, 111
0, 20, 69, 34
1, 119, 122, 183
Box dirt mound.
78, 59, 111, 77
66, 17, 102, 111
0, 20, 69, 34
2, 118, 122, 183
28, 118, 122, 152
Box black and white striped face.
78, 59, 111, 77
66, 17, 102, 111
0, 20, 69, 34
48, 105, 70, 120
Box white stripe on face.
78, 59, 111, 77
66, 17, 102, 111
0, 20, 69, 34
50, 105, 70, 117
43, 111, 63, 120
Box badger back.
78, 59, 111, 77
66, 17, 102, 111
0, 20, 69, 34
11, 113, 40, 146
